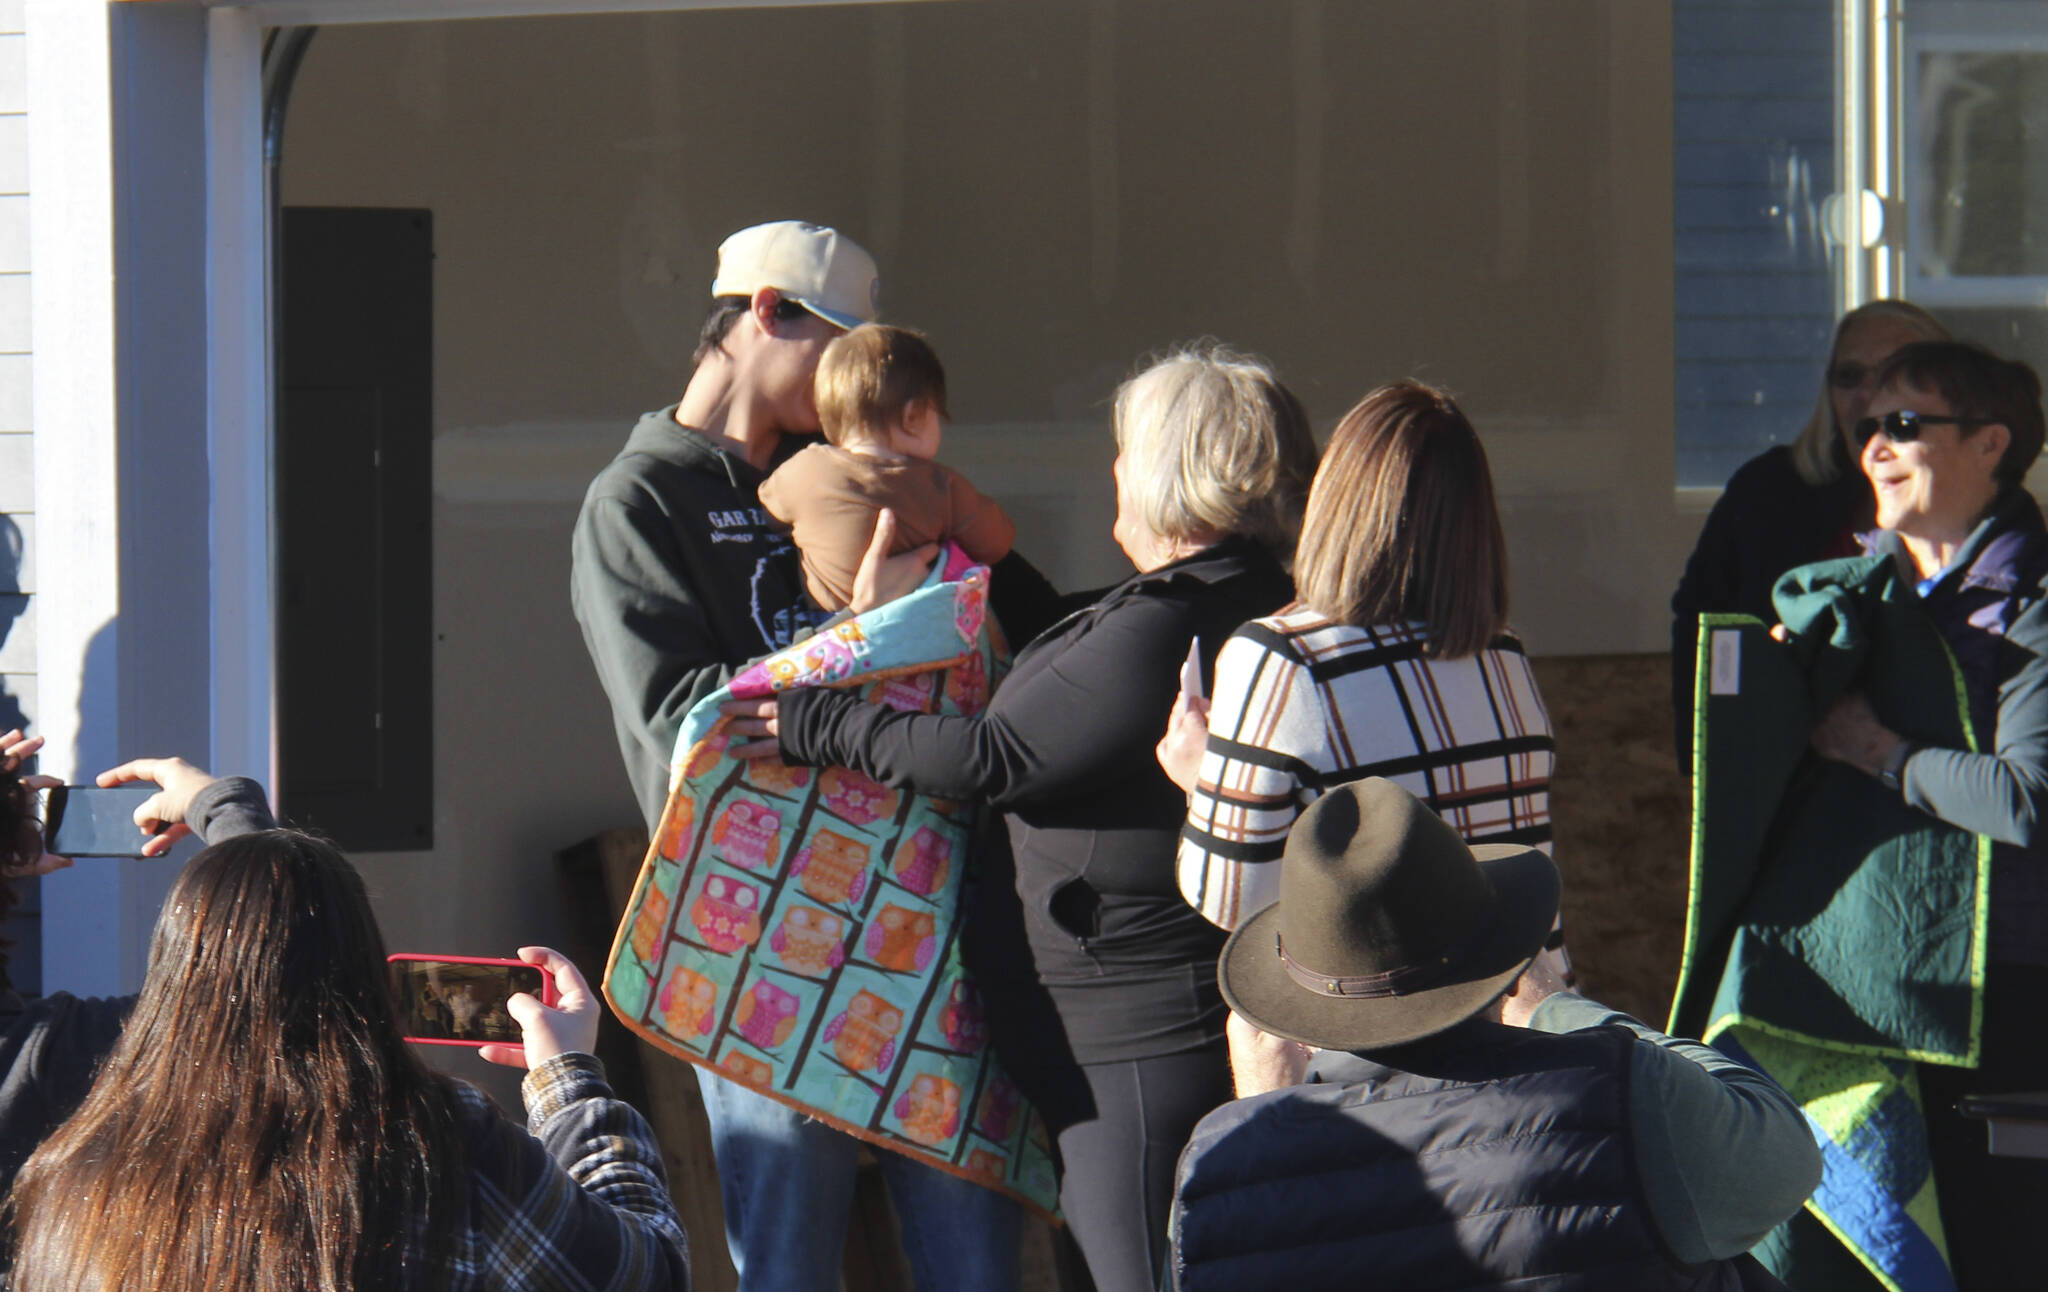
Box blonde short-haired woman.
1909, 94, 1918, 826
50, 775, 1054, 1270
731, 342, 1318, 1292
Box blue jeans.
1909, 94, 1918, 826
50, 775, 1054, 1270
694, 1067, 1023, 1292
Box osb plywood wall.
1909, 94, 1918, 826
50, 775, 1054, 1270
1530, 652, 1692, 1027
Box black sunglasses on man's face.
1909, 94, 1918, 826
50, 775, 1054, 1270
1850, 409, 1996, 451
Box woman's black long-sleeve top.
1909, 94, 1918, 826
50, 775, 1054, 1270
779, 536, 1295, 1065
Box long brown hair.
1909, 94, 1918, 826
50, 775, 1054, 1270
1294, 381, 1509, 658
8, 831, 469, 1291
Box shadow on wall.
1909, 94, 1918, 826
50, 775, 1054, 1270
72, 620, 118, 783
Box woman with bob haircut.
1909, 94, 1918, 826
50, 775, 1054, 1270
722, 342, 1318, 1292
7, 785, 690, 1292
1671, 300, 1949, 768
1160, 380, 1556, 937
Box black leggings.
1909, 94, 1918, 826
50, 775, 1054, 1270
1052, 1047, 1235, 1292
1916, 963, 2048, 1292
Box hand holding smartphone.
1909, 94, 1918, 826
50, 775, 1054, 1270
389, 947, 598, 1069
1156, 639, 1214, 794
388, 955, 560, 1054
41, 785, 165, 859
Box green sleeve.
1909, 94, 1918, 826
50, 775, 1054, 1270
1528, 993, 1821, 1264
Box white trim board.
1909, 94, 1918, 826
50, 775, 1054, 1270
202, 0, 950, 27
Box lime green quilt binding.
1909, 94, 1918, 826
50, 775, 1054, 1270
1667, 612, 1759, 1037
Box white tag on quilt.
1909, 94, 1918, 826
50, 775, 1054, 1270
1709, 629, 1742, 696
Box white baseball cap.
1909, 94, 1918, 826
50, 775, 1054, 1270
710, 221, 880, 331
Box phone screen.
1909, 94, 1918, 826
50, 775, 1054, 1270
387, 958, 543, 1046
1180, 640, 1205, 702
41, 785, 161, 858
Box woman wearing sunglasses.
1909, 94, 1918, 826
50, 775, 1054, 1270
1798, 339, 2048, 1289
1670, 301, 1948, 769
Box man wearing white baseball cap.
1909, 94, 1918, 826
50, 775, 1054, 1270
573, 221, 1021, 1290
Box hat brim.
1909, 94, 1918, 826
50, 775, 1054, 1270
1218, 844, 1560, 1052
791, 298, 871, 332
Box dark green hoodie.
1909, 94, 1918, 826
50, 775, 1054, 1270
571, 407, 821, 830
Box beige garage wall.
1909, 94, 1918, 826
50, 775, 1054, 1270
280, 0, 1684, 1066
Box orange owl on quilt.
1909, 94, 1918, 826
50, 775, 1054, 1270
658, 966, 717, 1038
791, 829, 871, 906
893, 1073, 962, 1148
630, 886, 671, 963
822, 989, 903, 1073
865, 904, 938, 973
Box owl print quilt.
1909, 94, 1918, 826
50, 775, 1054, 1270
604, 547, 1060, 1216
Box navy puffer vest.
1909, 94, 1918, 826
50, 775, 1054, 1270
1172, 1021, 1775, 1291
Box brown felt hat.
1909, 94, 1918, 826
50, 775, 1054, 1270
1218, 777, 1559, 1051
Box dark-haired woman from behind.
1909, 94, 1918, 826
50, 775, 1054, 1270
7, 816, 689, 1290
1161, 380, 1556, 933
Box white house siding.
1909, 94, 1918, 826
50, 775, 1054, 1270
0, 0, 36, 994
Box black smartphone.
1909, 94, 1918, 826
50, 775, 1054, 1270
41, 785, 161, 858
386, 955, 555, 1049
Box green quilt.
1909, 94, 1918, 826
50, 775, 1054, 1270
1671, 555, 1987, 1292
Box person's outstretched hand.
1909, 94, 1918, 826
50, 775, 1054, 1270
848, 508, 939, 614
481, 946, 601, 1069
95, 756, 220, 858
1, 730, 68, 877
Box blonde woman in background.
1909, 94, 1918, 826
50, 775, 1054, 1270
1670, 300, 1949, 769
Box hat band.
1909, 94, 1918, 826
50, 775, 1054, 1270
1276, 920, 1495, 1000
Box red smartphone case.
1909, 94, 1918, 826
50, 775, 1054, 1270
387, 954, 559, 1050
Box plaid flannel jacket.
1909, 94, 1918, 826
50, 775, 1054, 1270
424, 1052, 690, 1290
1179, 608, 1555, 929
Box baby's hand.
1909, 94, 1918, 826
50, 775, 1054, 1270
849, 510, 936, 613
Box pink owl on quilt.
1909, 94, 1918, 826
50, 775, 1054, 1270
769, 905, 847, 976
820, 767, 899, 827
945, 649, 989, 713
890, 826, 951, 897
658, 967, 717, 1038
690, 873, 763, 954
871, 674, 934, 713
822, 989, 903, 1073
630, 886, 671, 963
937, 979, 987, 1054
952, 572, 987, 647
976, 1073, 1021, 1141
893, 1073, 962, 1148
711, 800, 781, 870
791, 830, 870, 906
731, 979, 801, 1051
796, 622, 868, 685
864, 904, 938, 973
